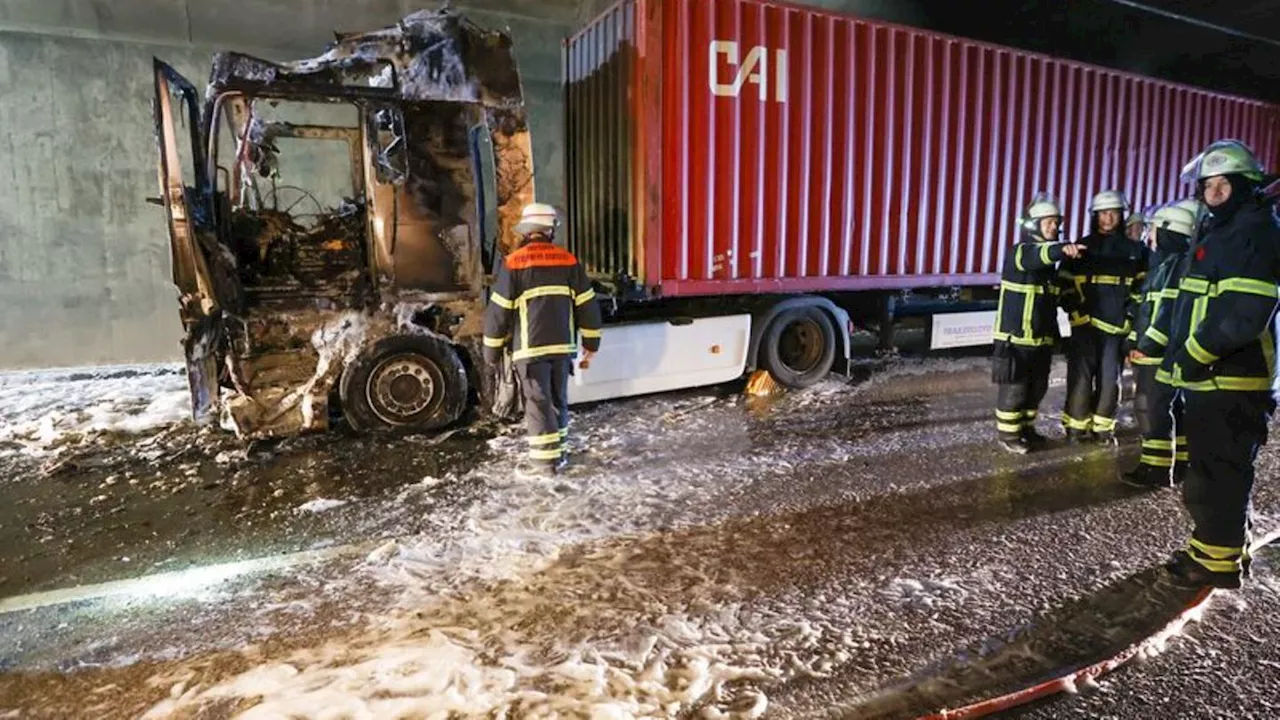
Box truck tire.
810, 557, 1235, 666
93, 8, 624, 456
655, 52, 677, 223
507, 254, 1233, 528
339, 334, 469, 433
759, 306, 837, 389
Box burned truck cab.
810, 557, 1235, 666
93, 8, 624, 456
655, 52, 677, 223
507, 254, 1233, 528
152, 10, 536, 438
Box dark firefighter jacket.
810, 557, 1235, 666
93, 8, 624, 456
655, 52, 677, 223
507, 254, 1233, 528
483, 239, 603, 365
1150, 203, 1280, 392
1059, 230, 1145, 337
993, 236, 1067, 349
1130, 232, 1190, 365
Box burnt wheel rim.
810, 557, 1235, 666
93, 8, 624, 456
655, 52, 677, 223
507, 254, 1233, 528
366, 353, 443, 425
778, 318, 825, 374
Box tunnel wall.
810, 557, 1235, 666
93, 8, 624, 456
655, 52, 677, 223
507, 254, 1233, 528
0, 0, 576, 370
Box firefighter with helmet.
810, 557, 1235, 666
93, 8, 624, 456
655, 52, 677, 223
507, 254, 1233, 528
1152, 140, 1280, 589
1058, 189, 1145, 443
1122, 203, 1198, 488
1126, 211, 1148, 242
483, 203, 603, 477
992, 193, 1085, 454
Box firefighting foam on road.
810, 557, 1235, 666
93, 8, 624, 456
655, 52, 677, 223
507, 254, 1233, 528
3, 355, 1280, 718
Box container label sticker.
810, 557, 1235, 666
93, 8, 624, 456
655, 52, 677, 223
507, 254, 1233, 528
709, 41, 787, 103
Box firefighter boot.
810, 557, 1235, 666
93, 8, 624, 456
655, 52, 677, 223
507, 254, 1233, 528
1120, 464, 1172, 489
1163, 550, 1242, 590
999, 437, 1032, 455
1021, 426, 1050, 449
515, 460, 557, 480
1065, 429, 1093, 445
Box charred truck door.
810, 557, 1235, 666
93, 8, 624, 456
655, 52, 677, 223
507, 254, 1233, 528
152, 60, 222, 424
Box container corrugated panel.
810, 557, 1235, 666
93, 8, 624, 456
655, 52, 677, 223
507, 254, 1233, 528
564, 0, 1280, 298
564, 0, 640, 283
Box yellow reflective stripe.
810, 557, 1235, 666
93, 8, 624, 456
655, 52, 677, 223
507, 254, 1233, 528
1001, 280, 1048, 294
992, 331, 1056, 347
490, 292, 515, 310
1092, 415, 1117, 432
483, 336, 507, 348
1164, 370, 1273, 391
1022, 281, 1035, 338
1131, 356, 1162, 366
1175, 436, 1188, 444
1139, 455, 1175, 468
996, 409, 1024, 421
1145, 327, 1169, 346
1025, 410, 1039, 419
1212, 377, 1273, 391
1062, 414, 1093, 430
529, 448, 564, 461
512, 344, 579, 362
1180, 277, 1210, 294
520, 285, 574, 301
1213, 278, 1279, 299
1193, 556, 1241, 573
1069, 312, 1092, 327
558, 427, 568, 438
1190, 294, 1210, 331
1186, 336, 1218, 365
997, 422, 1023, 433
1015, 244, 1027, 272
1090, 317, 1130, 335
1264, 331, 1276, 377
1143, 439, 1174, 451
1088, 275, 1125, 285
527, 432, 561, 446
1039, 243, 1053, 265
1175, 451, 1190, 461
574, 288, 597, 305
1189, 538, 1243, 560
1161, 288, 1179, 299
579, 328, 602, 339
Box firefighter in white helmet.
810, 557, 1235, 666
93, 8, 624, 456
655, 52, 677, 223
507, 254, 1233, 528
1057, 189, 1146, 443
1150, 140, 1280, 589
1122, 203, 1196, 488
483, 202, 603, 477
991, 193, 1086, 453
1126, 211, 1147, 242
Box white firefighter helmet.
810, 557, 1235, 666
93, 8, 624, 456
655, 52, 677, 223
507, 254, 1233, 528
513, 202, 561, 236
1172, 197, 1208, 231
1150, 204, 1197, 238
1173, 197, 1206, 217
1020, 192, 1062, 235
1179, 139, 1266, 183
1088, 190, 1129, 213
1126, 211, 1146, 227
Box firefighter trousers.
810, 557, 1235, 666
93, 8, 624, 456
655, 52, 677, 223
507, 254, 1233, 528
518, 357, 571, 466
1180, 389, 1275, 574
995, 348, 1052, 440
1133, 364, 1186, 470
1063, 327, 1125, 434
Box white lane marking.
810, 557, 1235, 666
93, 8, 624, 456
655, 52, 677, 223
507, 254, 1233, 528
0, 539, 388, 615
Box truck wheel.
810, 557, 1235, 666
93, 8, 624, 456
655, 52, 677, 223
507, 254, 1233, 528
759, 306, 837, 389
339, 334, 469, 433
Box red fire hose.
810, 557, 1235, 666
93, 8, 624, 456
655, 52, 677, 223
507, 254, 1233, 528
916, 529, 1280, 720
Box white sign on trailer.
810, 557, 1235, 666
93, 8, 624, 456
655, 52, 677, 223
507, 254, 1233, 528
930, 308, 1072, 350
930, 311, 996, 349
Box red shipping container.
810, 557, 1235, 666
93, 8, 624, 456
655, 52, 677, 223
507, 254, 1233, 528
564, 0, 1280, 299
